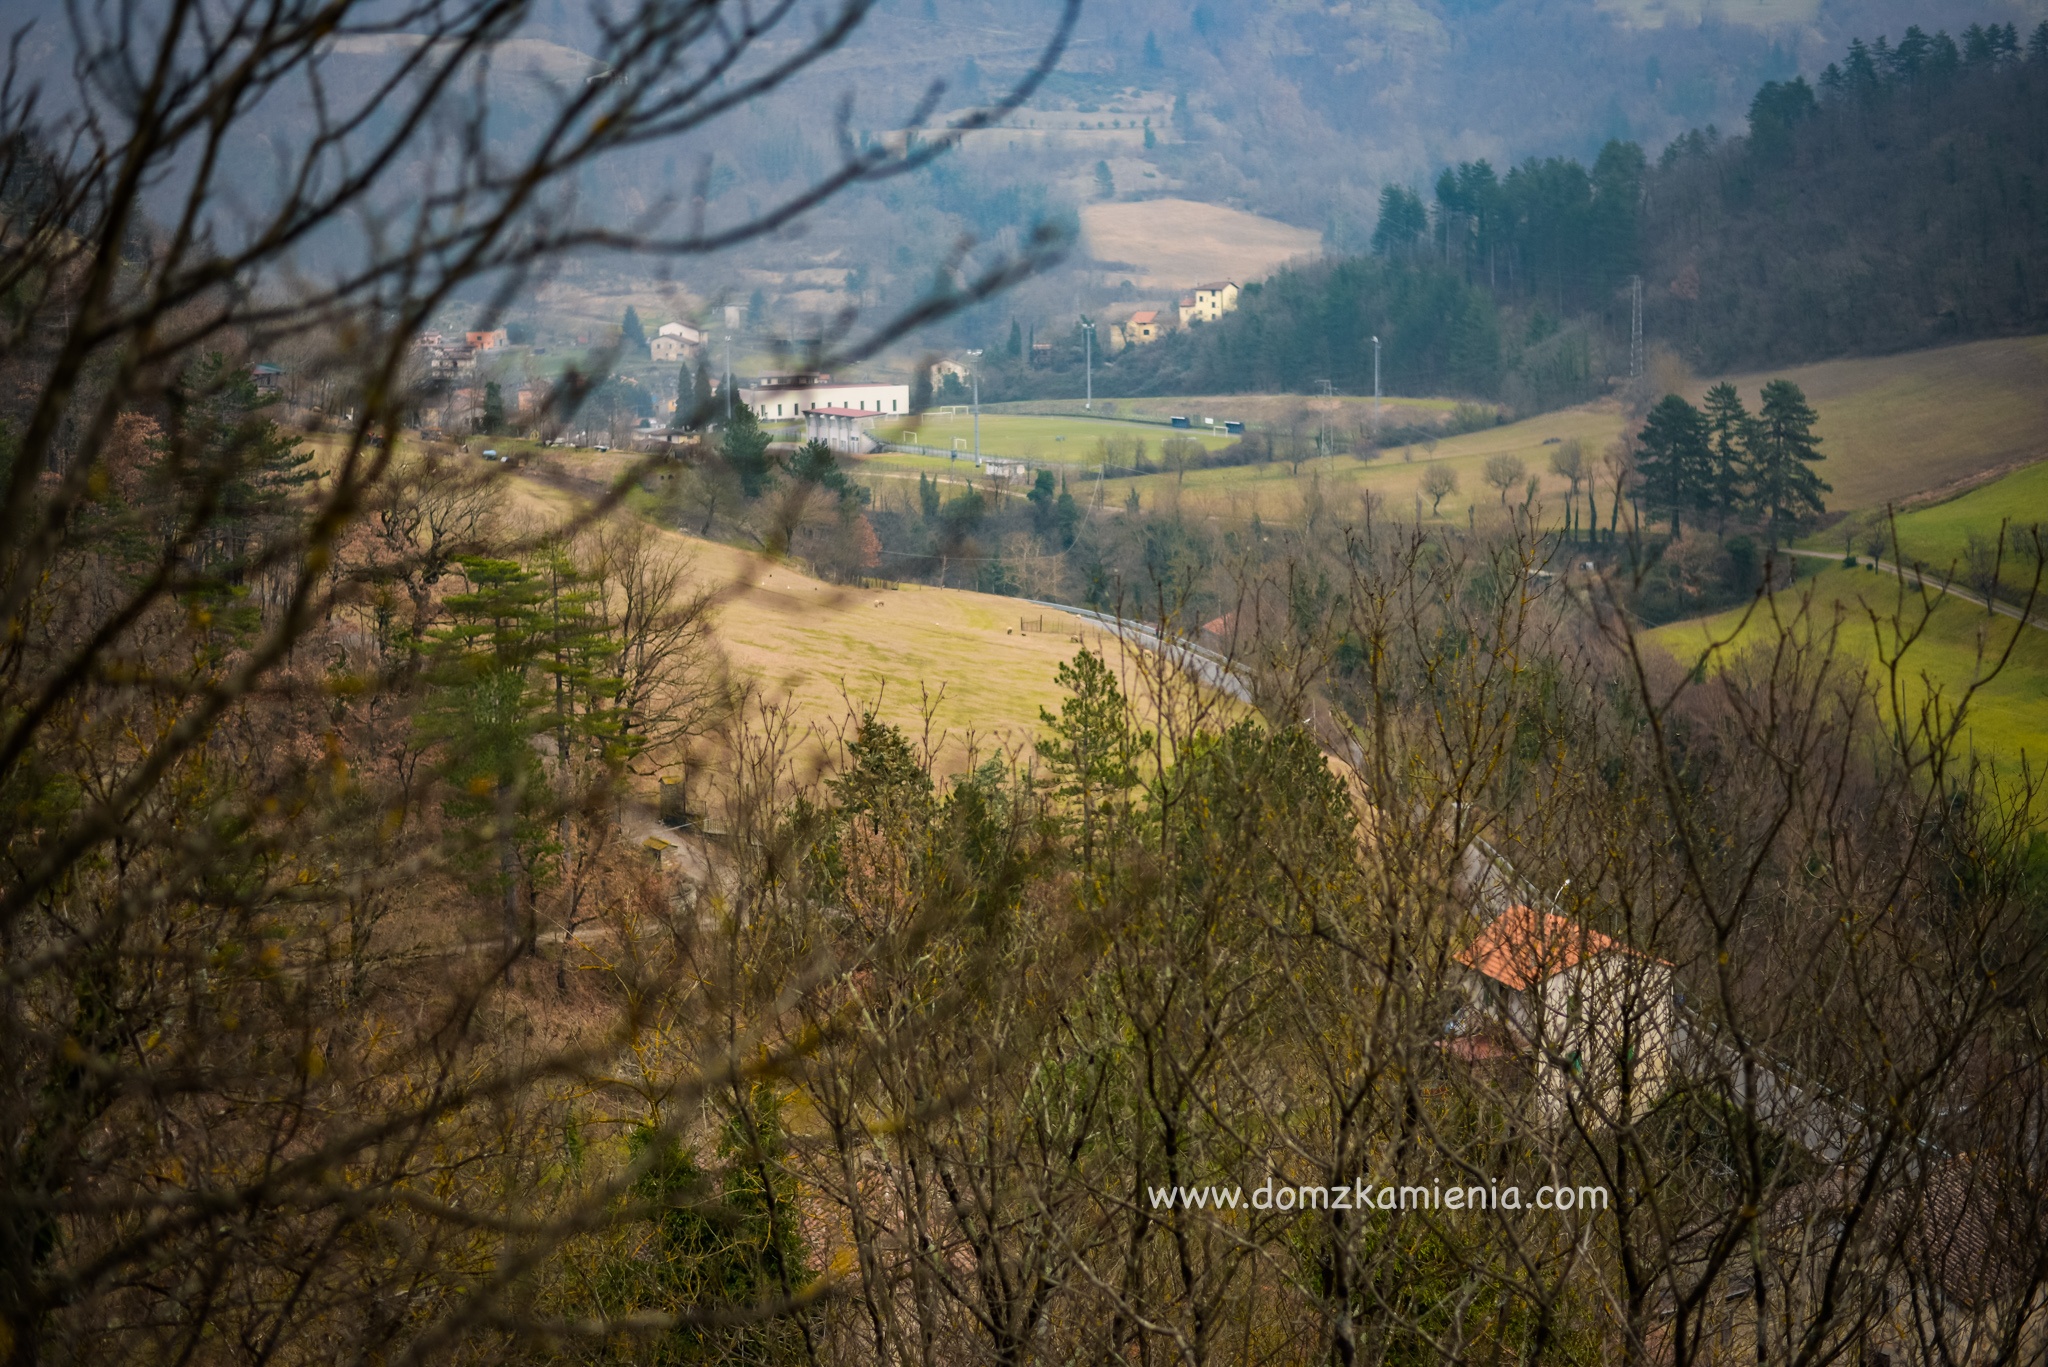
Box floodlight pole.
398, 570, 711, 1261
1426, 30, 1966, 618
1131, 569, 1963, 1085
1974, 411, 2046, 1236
1372, 335, 1381, 438
966, 349, 982, 465
1081, 318, 1095, 409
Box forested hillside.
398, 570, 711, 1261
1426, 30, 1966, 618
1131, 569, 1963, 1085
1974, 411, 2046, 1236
1644, 23, 2048, 369
990, 23, 2048, 410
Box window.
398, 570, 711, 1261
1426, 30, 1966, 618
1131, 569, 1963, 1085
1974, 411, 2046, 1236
891, 399, 898, 411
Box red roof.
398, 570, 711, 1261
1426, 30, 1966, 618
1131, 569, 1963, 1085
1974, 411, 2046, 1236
807, 406, 877, 418
1129, 310, 1159, 325
1455, 905, 1628, 990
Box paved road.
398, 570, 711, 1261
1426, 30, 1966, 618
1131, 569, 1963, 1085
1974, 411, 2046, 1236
1786, 548, 2044, 634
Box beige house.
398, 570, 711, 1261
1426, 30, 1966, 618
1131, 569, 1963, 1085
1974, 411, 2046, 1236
649, 334, 692, 362
1455, 903, 1673, 1127
1177, 281, 1240, 326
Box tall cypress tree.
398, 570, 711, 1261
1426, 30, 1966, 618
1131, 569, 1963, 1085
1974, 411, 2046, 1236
1745, 379, 1829, 544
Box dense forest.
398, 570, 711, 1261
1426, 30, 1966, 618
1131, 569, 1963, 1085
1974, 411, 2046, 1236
984, 22, 2048, 410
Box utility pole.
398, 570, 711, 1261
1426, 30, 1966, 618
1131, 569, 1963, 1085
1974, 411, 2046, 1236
1372, 335, 1382, 439
723, 303, 740, 422
1080, 317, 1095, 408
966, 348, 982, 465
1630, 275, 1643, 382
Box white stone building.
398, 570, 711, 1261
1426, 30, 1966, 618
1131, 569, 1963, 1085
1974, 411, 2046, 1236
739, 373, 910, 423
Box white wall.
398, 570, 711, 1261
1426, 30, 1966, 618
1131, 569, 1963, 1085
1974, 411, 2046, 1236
740, 382, 909, 421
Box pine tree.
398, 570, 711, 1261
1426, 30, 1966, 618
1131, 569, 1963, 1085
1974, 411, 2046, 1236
164, 353, 315, 577
1007, 318, 1023, 357
621, 305, 645, 351
1037, 649, 1148, 865
1701, 382, 1753, 531
1745, 379, 1829, 544
720, 402, 774, 498
419, 556, 557, 951
480, 381, 505, 434
1635, 394, 1711, 537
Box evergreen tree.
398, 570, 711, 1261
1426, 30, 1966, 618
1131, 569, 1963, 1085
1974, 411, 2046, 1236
917, 472, 940, 522
1635, 394, 1712, 536
1701, 382, 1753, 530
1054, 477, 1080, 546
419, 556, 557, 950
1744, 379, 1829, 543
1037, 649, 1148, 865
164, 353, 315, 576
791, 438, 852, 501
1007, 318, 1023, 358
621, 305, 646, 351
480, 381, 505, 434
689, 359, 714, 429
1370, 185, 1427, 256
1027, 468, 1057, 533
720, 402, 774, 498
621, 1089, 813, 1367
910, 366, 933, 414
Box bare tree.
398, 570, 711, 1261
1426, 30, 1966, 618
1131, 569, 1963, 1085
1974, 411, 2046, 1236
0, 0, 1079, 1358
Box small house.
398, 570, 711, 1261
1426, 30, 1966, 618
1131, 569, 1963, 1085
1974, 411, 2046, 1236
1455, 903, 1673, 1126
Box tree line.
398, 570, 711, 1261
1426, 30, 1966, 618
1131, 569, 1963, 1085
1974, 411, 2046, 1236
998, 18, 2048, 412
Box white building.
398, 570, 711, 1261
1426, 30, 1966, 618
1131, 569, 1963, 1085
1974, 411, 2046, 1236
1177, 281, 1240, 327
804, 406, 884, 455
657, 320, 706, 345
738, 372, 910, 423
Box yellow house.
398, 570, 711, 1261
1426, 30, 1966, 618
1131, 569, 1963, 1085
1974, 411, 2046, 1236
1178, 281, 1239, 326
1125, 309, 1164, 344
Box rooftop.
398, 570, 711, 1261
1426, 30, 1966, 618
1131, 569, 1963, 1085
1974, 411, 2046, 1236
1456, 904, 1630, 990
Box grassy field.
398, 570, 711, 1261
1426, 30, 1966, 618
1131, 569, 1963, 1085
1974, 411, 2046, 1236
1093, 403, 1630, 528
1817, 459, 2048, 598
498, 458, 1155, 772
871, 412, 1237, 467
1079, 199, 1323, 291
986, 393, 1468, 429
1648, 566, 2048, 794
1039, 334, 2048, 532
1691, 335, 2048, 511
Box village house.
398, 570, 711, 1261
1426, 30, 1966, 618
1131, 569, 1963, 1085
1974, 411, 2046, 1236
649, 333, 691, 363
465, 328, 509, 351
657, 320, 706, 345
738, 372, 910, 422
1177, 280, 1240, 327
1453, 902, 1674, 1127
1105, 309, 1171, 352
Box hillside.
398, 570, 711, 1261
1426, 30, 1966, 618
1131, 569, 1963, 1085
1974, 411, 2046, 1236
1648, 565, 2048, 792
1062, 335, 2048, 529
505, 459, 1115, 768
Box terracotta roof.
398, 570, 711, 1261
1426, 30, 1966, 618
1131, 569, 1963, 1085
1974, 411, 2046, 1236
1129, 310, 1158, 324
1456, 904, 1628, 990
